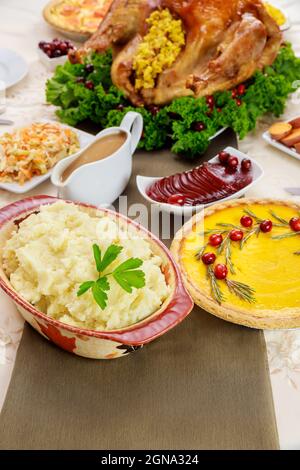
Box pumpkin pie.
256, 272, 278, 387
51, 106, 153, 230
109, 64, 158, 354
171, 199, 300, 329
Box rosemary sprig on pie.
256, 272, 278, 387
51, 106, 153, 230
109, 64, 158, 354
225, 279, 256, 304
195, 207, 300, 305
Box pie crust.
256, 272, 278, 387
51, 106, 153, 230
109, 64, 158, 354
43, 0, 103, 39
171, 198, 300, 329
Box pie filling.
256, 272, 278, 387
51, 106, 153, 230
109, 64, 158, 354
180, 204, 300, 311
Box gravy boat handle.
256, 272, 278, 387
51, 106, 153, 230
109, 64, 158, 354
120, 111, 143, 153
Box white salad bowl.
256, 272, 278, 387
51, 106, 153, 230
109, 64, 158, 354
136, 146, 264, 216
0, 195, 193, 359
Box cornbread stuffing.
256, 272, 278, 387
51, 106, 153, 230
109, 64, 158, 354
133, 9, 185, 90
264, 2, 286, 26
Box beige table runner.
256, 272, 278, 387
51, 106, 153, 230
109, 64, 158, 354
0, 130, 279, 449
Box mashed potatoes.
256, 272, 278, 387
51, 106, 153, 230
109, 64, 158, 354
133, 9, 185, 90
3, 201, 170, 330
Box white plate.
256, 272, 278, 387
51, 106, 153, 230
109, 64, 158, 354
0, 121, 94, 194
262, 130, 300, 161
137, 147, 264, 216
0, 49, 28, 89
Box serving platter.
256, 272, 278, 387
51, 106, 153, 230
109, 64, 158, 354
262, 130, 300, 161
136, 146, 264, 216
0, 121, 94, 194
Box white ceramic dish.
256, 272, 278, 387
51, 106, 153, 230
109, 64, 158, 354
262, 130, 300, 161
136, 146, 264, 216
0, 48, 28, 89
0, 121, 93, 194
37, 47, 68, 72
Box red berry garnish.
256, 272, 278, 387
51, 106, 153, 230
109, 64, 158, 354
148, 105, 160, 116
217, 108, 222, 113
209, 233, 223, 247
227, 155, 239, 169
240, 215, 253, 228
76, 76, 85, 84
289, 217, 300, 232
214, 263, 228, 280
85, 63, 94, 74
260, 220, 273, 233
53, 49, 62, 58
236, 99, 242, 106
231, 89, 238, 99
229, 229, 244, 241
192, 121, 206, 132
218, 150, 230, 164
85, 80, 94, 90
167, 194, 186, 206
38, 40, 47, 50
206, 95, 214, 108
237, 84, 246, 96
241, 158, 252, 172
116, 103, 125, 111
202, 252, 216, 265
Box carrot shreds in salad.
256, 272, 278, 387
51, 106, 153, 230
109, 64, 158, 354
0, 122, 80, 185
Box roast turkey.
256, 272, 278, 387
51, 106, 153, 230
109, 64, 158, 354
71, 0, 282, 106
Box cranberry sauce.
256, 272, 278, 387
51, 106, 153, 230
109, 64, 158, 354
146, 153, 253, 206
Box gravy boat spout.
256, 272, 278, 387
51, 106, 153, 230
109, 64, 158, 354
51, 112, 143, 206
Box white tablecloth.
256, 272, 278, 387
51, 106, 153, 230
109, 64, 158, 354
0, 0, 300, 450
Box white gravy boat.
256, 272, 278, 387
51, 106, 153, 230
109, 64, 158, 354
51, 111, 143, 206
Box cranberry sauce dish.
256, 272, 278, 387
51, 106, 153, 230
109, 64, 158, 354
146, 151, 254, 206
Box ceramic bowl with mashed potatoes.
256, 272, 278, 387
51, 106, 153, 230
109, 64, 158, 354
0, 196, 193, 359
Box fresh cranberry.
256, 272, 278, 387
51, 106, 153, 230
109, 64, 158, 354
240, 215, 253, 228
76, 76, 85, 84
43, 44, 51, 53
214, 264, 228, 280
209, 233, 223, 247
46, 50, 53, 58
225, 166, 238, 175
59, 43, 68, 54
289, 217, 300, 232
116, 103, 125, 111
237, 84, 246, 96
52, 49, 62, 57
85, 63, 94, 74
231, 89, 238, 99
85, 80, 94, 90
148, 105, 160, 116
38, 40, 47, 50
218, 150, 230, 164
202, 252, 216, 265
217, 108, 222, 113
206, 95, 214, 108
229, 229, 244, 241
227, 155, 239, 169
236, 99, 242, 107
192, 121, 206, 132
241, 159, 252, 172
167, 194, 186, 206
260, 220, 273, 233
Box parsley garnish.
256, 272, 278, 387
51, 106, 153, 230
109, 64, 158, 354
77, 244, 145, 309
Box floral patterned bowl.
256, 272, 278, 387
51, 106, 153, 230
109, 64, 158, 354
0, 196, 193, 359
